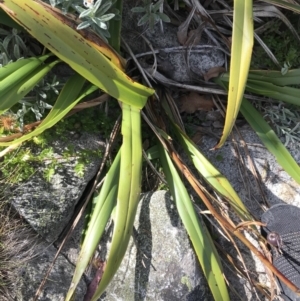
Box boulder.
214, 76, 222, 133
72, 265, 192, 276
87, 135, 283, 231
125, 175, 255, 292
16, 235, 86, 301
7, 132, 104, 242
122, 1, 225, 83
99, 191, 211, 301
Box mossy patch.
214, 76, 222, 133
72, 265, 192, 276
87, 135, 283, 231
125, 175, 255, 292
0, 104, 118, 184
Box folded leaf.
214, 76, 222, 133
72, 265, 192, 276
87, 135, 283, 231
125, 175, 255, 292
159, 145, 230, 301
0, 74, 97, 146
216, 0, 253, 148
0, 0, 154, 109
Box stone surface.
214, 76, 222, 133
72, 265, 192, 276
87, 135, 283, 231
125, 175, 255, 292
16, 234, 87, 301
12, 191, 210, 301
196, 123, 300, 300
198, 123, 300, 216
7, 132, 104, 242
100, 191, 211, 301
11, 119, 300, 300
122, 1, 225, 83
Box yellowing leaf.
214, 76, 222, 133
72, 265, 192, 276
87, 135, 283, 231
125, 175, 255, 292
215, 0, 253, 148
203, 66, 226, 82
179, 92, 214, 114
0, 0, 154, 109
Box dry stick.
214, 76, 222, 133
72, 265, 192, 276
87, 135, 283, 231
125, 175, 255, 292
259, 239, 279, 300
141, 102, 299, 293
221, 218, 263, 300
163, 90, 185, 133
167, 145, 300, 295
142, 149, 167, 185
33, 116, 121, 301
233, 128, 270, 208
215, 241, 270, 300
212, 95, 277, 296
130, 45, 230, 59
219, 220, 260, 299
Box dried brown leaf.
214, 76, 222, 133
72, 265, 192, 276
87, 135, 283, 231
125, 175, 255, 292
185, 26, 203, 46
177, 26, 188, 45
192, 130, 202, 144
177, 6, 196, 45
203, 66, 226, 81
179, 92, 214, 114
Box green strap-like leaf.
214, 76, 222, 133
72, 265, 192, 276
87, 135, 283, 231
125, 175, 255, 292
0, 55, 54, 114
0, 8, 24, 30
240, 98, 300, 184
216, 0, 253, 148
80, 105, 142, 301
0, 74, 97, 146
172, 124, 252, 221
261, 0, 300, 13
215, 75, 300, 184
0, 0, 154, 109
248, 69, 300, 86
159, 145, 230, 301
66, 150, 120, 301
0, 56, 49, 81
218, 72, 300, 106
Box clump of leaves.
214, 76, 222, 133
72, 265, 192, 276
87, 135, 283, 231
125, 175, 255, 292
0, 25, 61, 127
3, 74, 60, 132
47, 0, 119, 41
131, 0, 170, 31
0, 28, 28, 66
74, 0, 119, 41
252, 18, 300, 69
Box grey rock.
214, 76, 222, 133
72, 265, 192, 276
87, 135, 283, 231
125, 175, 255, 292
8, 132, 104, 242
100, 191, 211, 301
15, 232, 86, 301
196, 123, 300, 300
199, 124, 300, 216
122, 1, 225, 83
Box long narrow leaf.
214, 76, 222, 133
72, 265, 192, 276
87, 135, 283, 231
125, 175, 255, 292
0, 55, 54, 114
215, 76, 300, 183
261, 0, 300, 13
240, 98, 300, 183
0, 8, 23, 30
233, 69, 300, 89
246, 81, 300, 105
108, 0, 123, 52
78, 104, 142, 301
250, 69, 300, 85
0, 0, 154, 109
0, 56, 49, 81
0, 74, 97, 146
216, 0, 253, 148
159, 145, 229, 301
66, 150, 121, 301
217, 71, 300, 105
90, 105, 143, 301
172, 124, 252, 221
